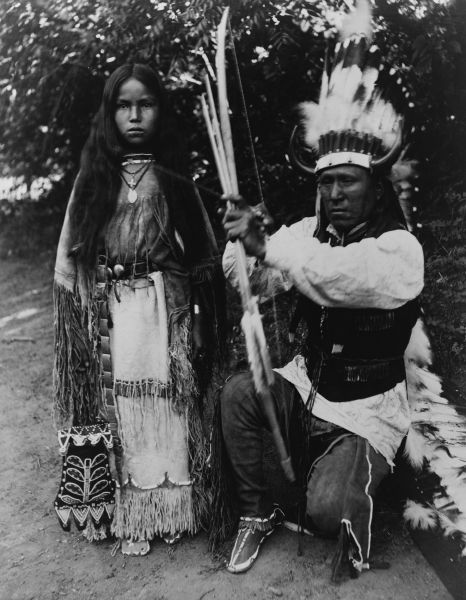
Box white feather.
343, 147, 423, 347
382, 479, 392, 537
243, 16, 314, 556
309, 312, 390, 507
339, 0, 372, 41
404, 428, 428, 469
405, 319, 432, 366
403, 500, 437, 530
438, 513, 464, 538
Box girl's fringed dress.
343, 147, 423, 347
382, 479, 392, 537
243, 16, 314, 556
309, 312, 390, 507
54, 155, 220, 543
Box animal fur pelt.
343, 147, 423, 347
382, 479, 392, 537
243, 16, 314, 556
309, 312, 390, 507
403, 318, 466, 556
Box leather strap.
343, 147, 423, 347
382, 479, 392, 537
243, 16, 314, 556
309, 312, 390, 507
95, 276, 123, 481
98, 300, 117, 435
101, 258, 155, 280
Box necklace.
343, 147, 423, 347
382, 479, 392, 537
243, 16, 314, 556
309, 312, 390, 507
121, 161, 148, 179
120, 161, 152, 203
121, 153, 154, 167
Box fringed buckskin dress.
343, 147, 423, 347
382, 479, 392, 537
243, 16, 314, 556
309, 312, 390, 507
53, 155, 220, 542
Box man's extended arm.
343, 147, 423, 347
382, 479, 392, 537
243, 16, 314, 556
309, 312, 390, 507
223, 216, 423, 309
263, 224, 424, 309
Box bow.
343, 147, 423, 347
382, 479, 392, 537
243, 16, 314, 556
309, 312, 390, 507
201, 7, 295, 482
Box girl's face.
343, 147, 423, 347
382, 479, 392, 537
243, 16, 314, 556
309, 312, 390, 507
114, 77, 159, 150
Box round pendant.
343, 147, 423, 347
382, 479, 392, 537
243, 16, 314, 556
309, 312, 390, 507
113, 264, 125, 278
127, 189, 137, 204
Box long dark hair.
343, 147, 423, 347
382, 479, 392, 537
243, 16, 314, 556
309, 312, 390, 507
70, 62, 205, 268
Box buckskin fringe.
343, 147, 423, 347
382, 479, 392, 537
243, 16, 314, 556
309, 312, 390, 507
187, 397, 211, 532
82, 520, 110, 542
208, 389, 238, 552
190, 259, 219, 284
53, 281, 104, 429
111, 485, 196, 540
114, 378, 170, 399
112, 391, 210, 534
114, 392, 184, 453
169, 311, 198, 413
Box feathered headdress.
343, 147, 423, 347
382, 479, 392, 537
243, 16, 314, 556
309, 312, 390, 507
290, 0, 404, 174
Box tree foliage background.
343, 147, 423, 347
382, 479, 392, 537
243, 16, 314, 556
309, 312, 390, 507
1, 0, 465, 207
1, 0, 466, 377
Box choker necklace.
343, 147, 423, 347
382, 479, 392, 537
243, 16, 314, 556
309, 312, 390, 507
121, 153, 155, 167
120, 160, 152, 203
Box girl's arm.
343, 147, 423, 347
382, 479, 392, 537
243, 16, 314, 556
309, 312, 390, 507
53, 183, 102, 429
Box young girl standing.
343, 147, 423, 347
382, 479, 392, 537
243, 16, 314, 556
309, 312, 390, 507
53, 63, 223, 555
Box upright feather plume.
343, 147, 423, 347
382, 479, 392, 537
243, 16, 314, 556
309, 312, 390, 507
298, 0, 402, 173
339, 0, 373, 41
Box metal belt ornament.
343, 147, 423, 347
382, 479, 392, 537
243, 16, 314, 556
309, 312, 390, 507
201, 8, 295, 482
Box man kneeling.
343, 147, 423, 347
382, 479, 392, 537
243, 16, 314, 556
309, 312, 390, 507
219, 154, 423, 578
216, 4, 424, 571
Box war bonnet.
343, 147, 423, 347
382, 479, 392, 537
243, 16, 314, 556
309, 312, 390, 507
290, 0, 407, 175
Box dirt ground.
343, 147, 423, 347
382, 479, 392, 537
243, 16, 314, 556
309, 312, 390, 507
0, 250, 454, 600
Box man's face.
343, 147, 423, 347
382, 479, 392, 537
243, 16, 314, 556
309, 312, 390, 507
318, 165, 378, 233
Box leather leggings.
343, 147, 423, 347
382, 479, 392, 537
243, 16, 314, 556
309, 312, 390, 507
220, 370, 390, 560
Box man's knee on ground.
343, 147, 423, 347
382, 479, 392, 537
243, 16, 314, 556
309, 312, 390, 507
306, 486, 342, 536
305, 435, 363, 537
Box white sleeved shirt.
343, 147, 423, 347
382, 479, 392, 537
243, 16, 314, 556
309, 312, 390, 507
222, 217, 425, 465
263, 217, 424, 308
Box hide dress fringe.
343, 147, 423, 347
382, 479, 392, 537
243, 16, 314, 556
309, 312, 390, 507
108, 277, 205, 539
53, 161, 218, 541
